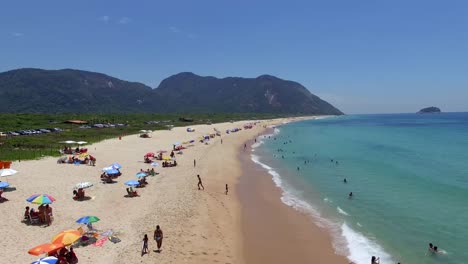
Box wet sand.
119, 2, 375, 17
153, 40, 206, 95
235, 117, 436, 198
239, 131, 349, 264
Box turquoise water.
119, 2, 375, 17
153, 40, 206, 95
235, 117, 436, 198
253, 113, 468, 264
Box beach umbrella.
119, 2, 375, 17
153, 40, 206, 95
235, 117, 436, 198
111, 163, 122, 169
145, 152, 155, 157
60, 140, 76, 144
76, 141, 87, 145
51, 230, 80, 246
162, 156, 172, 161
0, 182, 10, 189
28, 243, 64, 256
124, 180, 139, 187
136, 172, 147, 178
102, 166, 113, 172
173, 142, 181, 146
150, 162, 159, 167
31, 256, 58, 264
74, 182, 93, 190
26, 194, 56, 204
76, 216, 100, 224
0, 169, 18, 177
104, 169, 119, 175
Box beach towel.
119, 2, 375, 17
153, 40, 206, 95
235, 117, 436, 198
93, 237, 107, 247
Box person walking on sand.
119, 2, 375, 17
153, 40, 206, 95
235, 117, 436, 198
225, 184, 228, 195
154, 225, 163, 252
142, 234, 149, 255
197, 174, 204, 190
194, 159, 196, 167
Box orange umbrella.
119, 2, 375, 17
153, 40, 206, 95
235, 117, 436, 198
28, 243, 65, 256
51, 230, 81, 246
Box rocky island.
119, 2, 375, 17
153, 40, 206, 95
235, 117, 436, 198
418, 106, 441, 113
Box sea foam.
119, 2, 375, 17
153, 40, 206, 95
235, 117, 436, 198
250, 126, 394, 264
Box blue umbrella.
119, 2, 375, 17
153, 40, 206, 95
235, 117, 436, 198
124, 180, 139, 187
32, 256, 58, 264
0, 182, 10, 189
105, 169, 119, 175
150, 162, 159, 167
136, 172, 147, 178
111, 163, 122, 169
76, 216, 100, 224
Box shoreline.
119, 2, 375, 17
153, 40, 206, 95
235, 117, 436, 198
238, 125, 349, 263
0, 116, 339, 263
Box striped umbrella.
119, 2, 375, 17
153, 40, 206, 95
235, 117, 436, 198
28, 243, 64, 256
26, 194, 56, 205
51, 230, 80, 246
31, 256, 58, 264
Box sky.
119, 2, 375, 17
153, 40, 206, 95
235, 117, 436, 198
1, 0, 467, 114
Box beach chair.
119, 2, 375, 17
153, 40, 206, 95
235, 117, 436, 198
30, 214, 40, 225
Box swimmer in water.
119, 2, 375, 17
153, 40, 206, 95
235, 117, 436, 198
344, 178, 347, 183
297, 167, 300, 171
349, 192, 353, 198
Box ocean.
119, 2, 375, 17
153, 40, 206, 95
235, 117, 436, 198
251, 113, 468, 264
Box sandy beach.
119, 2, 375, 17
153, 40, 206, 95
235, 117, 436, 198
0, 117, 346, 263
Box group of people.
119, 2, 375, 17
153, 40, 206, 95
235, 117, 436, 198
126, 187, 139, 197
24, 204, 53, 226
72, 188, 86, 200
162, 160, 177, 167
57, 155, 96, 166
62, 146, 86, 155
141, 225, 163, 255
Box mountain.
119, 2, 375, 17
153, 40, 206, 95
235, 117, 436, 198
0, 68, 343, 115
418, 106, 441, 113
153, 72, 342, 115
0, 68, 152, 113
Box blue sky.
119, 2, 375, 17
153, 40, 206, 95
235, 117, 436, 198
1, 0, 467, 114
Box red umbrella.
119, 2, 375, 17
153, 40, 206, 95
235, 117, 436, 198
145, 152, 155, 157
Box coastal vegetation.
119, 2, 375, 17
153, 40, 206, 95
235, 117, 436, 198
0, 113, 285, 161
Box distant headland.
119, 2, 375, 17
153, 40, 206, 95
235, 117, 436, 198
418, 106, 441, 113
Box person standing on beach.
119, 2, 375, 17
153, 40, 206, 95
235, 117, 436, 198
194, 159, 196, 167
154, 225, 163, 252
197, 175, 204, 190
244, 143, 247, 150
225, 184, 228, 195
142, 234, 149, 255
221, 139, 223, 144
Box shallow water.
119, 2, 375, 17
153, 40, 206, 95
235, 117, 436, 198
253, 113, 468, 264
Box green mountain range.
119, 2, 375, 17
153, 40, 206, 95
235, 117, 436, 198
0, 68, 343, 115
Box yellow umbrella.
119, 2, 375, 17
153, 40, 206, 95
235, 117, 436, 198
51, 230, 81, 246
162, 156, 172, 161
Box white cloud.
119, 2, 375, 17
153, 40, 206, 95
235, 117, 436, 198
118, 17, 131, 24
99, 15, 110, 23
12, 32, 24, 37
169, 26, 180, 33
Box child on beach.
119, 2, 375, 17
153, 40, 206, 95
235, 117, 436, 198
142, 234, 149, 255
